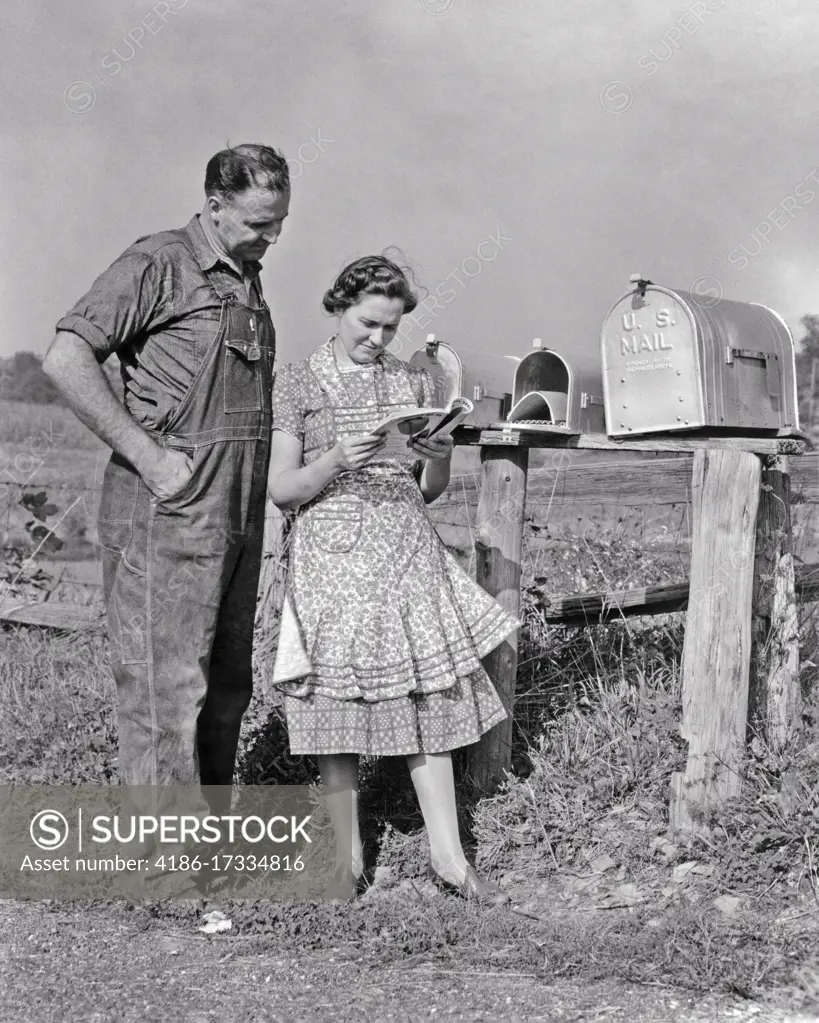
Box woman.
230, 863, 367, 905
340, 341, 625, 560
267, 255, 518, 904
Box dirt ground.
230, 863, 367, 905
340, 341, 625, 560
1, 901, 816, 1023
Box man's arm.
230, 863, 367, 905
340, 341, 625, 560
45, 245, 195, 499
43, 332, 155, 468
43, 333, 192, 499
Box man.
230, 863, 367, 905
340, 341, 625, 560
44, 145, 290, 811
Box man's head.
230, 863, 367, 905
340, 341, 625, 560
204, 144, 291, 263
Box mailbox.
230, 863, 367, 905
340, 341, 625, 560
408, 335, 513, 427
601, 277, 800, 436
506, 338, 606, 433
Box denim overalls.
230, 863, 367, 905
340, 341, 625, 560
97, 250, 273, 803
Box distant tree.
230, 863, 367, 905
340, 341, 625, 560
0, 351, 64, 404
0, 349, 126, 406
796, 316, 819, 434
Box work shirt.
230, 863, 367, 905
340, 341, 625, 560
56, 214, 266, 434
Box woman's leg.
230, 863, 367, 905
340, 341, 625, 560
406, 751, 469, 883
317, 753, 363, 877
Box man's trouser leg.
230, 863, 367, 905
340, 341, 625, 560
103, 475, 239, 793
197, 530, 263, 814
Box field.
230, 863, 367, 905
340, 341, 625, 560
3, 398, 819, 1021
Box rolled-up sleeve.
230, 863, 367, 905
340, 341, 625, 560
56, 249, 164, 361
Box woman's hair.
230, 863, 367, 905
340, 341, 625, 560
205, 144, 290, 201
322, 253, 419, 315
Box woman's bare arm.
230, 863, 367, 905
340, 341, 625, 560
267, 430, 386, 511
412, 435, 453, 504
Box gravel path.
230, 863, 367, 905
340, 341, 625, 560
1, 902, 815, 1022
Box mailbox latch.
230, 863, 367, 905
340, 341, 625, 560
725, 346, 767, 364
580, 392, 605, 409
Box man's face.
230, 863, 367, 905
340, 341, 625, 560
207, 186, 290, 263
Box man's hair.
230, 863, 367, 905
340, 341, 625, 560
204, 144, 290, 201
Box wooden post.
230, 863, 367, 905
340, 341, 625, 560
254, 499, 289, 671
469, 445, 528, 793
749, 455, 801, 748
670, 448, 761, 834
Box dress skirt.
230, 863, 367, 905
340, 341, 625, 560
272, 468, 518, 757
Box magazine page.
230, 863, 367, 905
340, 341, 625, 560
369, 397, 474, 460
374, 415, 434, 460
420, 397, 474, 439
370, 407, 442, 434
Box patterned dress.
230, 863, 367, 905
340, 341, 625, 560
270, 338, 518, 756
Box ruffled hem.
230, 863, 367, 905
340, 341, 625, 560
273, 600, 518, 702
283, 669, 508, 756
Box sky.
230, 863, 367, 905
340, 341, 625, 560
2, 0, 819, 377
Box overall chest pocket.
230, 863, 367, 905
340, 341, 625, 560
306, 497, 364, 553
224, 338, 264, 413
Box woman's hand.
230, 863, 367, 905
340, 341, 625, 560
331, 433, 386, 472
411, 433, 454, 460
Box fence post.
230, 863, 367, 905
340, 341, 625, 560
749, 455, 801, 747
670, 448, 761, 834
254, 498, 289, 673
468, 444, 529, 793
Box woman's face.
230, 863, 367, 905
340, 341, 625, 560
336, 294, 406, 365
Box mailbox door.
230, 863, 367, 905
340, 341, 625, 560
601, 286, 706, 435
752, 303, 800, 429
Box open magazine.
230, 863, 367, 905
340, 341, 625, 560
370, 396, 474, 460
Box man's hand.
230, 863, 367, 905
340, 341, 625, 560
331, 434, 386, 472
138, 446, 195, 501
411, 433, 454, 460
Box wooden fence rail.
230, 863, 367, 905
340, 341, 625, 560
533, 563, 819, 626
435, 452, 819, 508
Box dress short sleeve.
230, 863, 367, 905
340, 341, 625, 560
272, 363, 305, 441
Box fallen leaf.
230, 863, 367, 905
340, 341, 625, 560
714, 895, 742, 917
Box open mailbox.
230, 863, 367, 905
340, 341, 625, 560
408, 335, 513, 427
600, 276, 800, 436
506, 338, 606, 433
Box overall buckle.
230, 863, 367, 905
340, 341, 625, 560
225, 338, 261, 361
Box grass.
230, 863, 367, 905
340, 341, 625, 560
0, 398, 104, 451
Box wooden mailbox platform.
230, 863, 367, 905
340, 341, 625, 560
455, 424, 811, 829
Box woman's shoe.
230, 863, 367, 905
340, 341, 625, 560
427, 861, 511, 906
